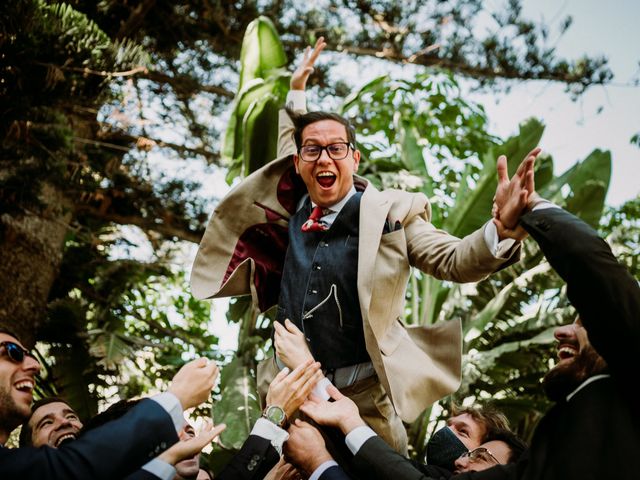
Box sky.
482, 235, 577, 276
477, 0, 639, 206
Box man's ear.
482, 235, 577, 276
352, 149, 361, 172
293, 154, 300, 174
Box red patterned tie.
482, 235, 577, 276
301, 206, 329, 232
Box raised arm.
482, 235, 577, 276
277, 37, 326, 158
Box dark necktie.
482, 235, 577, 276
301, 206, 330, 232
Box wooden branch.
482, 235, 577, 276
34, 62, 149, 78
76, 205, 203, 243
141, 70, 234, 98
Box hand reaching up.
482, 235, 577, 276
300, 384, 366, 435
274, 319, 314, 369
266, 359, 323, 418
492, 147, 541, 240
290, 37, 326, 91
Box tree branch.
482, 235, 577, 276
76, 205, 203, 243
141, 70, 234, 98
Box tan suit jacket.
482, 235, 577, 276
191, 110, 518, 422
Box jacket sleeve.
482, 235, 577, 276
353, 436, 450, 480
0, 399, 178, 480
405, 215, 519, 283
319, 464, 355, 480
520, 207, 640, 379
215, 434, 280, 480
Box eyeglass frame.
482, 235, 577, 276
297, 142, 354, 162
0, 341, 37, 364
458, 447, 500, 465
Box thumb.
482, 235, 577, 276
285, 318, 303, 335
327, 384, 344, 400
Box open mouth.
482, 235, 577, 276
316, 171, 336, 188
557, 345, 578, 361
55, 433, 78, 447
14, 380, 34, 394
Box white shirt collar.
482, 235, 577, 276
566, 373, 611, 402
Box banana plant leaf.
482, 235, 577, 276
211, 357, 262, 450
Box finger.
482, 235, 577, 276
496, 155, 509, 183
272, 366, 291, 385
274, 321, 286, 334
293, 363, 323, 392
302, 45, 311, 61
525, 168, 535, 194
211, 423, 226, 439
309, 37, 326, 63
284, 318, 304, 335
326, 384, 345, 400
516, 147, 540, 176
287, 359, 315, 382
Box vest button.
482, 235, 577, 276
313, 263, 321, 270
320, 241, 329, 247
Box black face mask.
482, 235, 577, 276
425, 426, 469, 471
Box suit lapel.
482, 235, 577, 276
357, 184, 391, 315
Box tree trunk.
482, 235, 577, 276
0, 183, 71, 347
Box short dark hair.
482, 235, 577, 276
0, 328, 21, 343
487, 429, 528, 463
18, 397, 73, 447
79, 398, 141, 435
286, 108, 357, 150
450, 404, 510, 442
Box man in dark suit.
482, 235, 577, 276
0, 328, 219, 480
296, 161, 640, 479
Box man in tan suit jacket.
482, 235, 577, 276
191, 40, 536, 453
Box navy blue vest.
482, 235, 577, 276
276, 193, 369, 368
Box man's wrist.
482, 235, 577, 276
307, 450, 334, 473
340, 416, 366, 436
262, 404, 289, 429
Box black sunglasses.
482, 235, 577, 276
0, 341, 36, 363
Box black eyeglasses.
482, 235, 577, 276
459, 447, 500, 465
298, 142, 352, 162
0, 341, 36, 363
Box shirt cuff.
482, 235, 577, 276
484, 220, 517, 258
150, 392, 184, 433
345, 425, 377, 455
309, 460, 338, 480
251, 418, 289, 455
142, 458, 177, 480
286, 90, 307, 111
531, 199, 559, 211
312, 377, 333, 401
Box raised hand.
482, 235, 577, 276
158, 420, 226, 465
300, 384, 365, 435
290, 37, 326, 91
493, 147, 541, 234
168, 358, 219, 410
266, 359, 323, 418
283, 420, 333, 475
274, 319, 314, 369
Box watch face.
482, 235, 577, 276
266, 405, 285, 425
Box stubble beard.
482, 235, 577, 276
542, 345, 608, 402
0, 385, 29, 437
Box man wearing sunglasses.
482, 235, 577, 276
191, 39, 535, 453
0, 329, 221, 480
